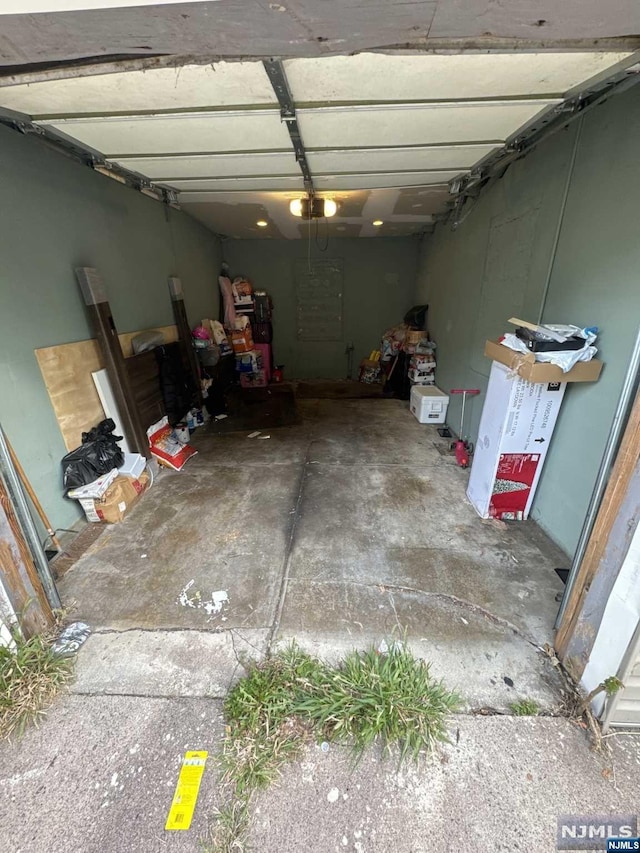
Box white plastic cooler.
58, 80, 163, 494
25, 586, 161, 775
410, 385, 450, 424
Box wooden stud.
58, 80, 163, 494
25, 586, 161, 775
75, 268, 151, 458
0, 475, 53, 638
168, 277, 203, 409
5, 435, 61, 552
556, 388, 640, 659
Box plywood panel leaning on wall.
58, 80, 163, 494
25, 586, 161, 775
35, 325, 178, 452
35, 340, 104, 452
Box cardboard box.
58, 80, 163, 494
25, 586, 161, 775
235, 350, 262, 373
80, 471, 149, 523
240, 370, 267, 388
405, 330, 425, 346
231, 328, 254, 353
68, 468, 118, 500
408, 369, 435, 385
485, 340, 602, 383
253, 343, 272, 382
467, 362, 566, 520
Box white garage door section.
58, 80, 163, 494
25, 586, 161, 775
0, 51, 634, 238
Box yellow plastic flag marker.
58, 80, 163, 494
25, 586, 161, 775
165, 751, 208, 831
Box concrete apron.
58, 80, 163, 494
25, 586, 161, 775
59, 398, 567, 711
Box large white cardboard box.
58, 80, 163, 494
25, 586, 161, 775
467, 361, 566, 520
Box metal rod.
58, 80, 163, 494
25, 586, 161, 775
555, 323, 640, 628
0, 424, 61, 610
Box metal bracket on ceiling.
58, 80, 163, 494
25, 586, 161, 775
446, 60, 640, 213
0, 104, 36, 133
0, 104, 182, 206
263, 58, 314, 195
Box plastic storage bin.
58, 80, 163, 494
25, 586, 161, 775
410, 386, 449, 424
118, 452, 146, 480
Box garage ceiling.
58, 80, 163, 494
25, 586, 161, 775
0, 50, 638, 239
2, 1, 640, 66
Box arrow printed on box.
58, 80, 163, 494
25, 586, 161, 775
534, 438, 546, 444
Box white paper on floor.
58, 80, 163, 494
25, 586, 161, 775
177, 579, 229, 618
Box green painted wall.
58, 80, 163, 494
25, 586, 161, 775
0, 124, 221, 533
414, 83, 640, 556
224, 237, 419, 379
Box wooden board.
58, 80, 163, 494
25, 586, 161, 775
119, 325, 178, 358
0, 480, 53, 637
125, 349, 167, 431
35, 339, 105, 452
556, 388, 640, 661
35, 324, 179, 451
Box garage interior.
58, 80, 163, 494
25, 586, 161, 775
1, 3, 640, 725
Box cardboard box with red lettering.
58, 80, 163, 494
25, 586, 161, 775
76, 471, 150, 523
466, 361, 567, 520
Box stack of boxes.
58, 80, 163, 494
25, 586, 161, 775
229, 283, 274, 388
231, 321, 268, 388
378, 323, 437, 399
405, 333, 437, 388
408, 350, 436, 385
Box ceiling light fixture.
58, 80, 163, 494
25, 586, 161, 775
256, 220, 268, 227
289, 198, 303, 217
289, 195, 337, 219
323, 199, 337, 217
372, 220, 384, 226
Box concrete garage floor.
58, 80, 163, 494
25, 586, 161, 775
59, 396, 567, 709
4, 397, 640, 853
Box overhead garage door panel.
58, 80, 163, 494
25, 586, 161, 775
0, 49, 630, 240
285, 52, 632, 102
297, 102, 557, 149
113, 152, 298, 180
312, 174, 455, 191
39, 111, 290, 156
166, 175, 304, 191
0, 62, 278, 116
306, 145, 498, 174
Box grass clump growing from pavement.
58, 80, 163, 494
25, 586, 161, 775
205, 642, 460, 851
509, 699, 540, 716
0, 629, 74, 740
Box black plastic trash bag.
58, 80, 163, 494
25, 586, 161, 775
404, 304, 429, 330
62, 418, 124, 491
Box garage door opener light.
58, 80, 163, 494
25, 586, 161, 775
289, 195, 337, 219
